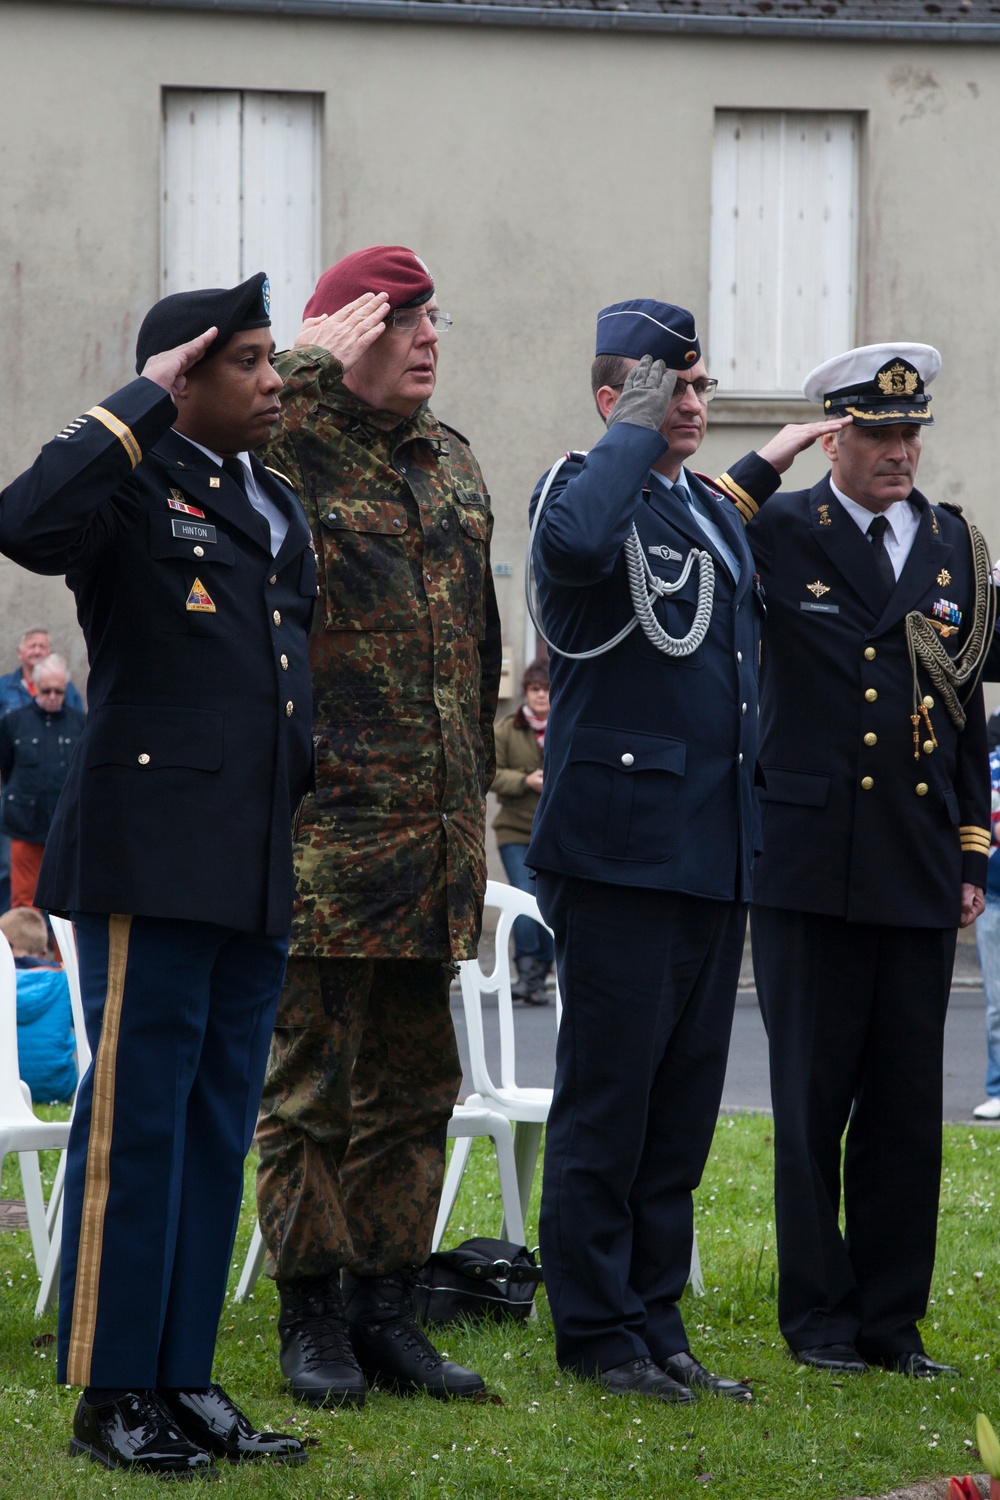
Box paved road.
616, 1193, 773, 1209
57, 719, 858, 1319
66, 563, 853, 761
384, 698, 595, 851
452, 944, 995, 1125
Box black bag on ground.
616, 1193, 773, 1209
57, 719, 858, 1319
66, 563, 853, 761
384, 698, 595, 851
413, 1238, 543, 1324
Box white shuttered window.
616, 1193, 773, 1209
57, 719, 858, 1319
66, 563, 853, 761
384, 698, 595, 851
162, 90, 321, 351
709, 111, 860, 397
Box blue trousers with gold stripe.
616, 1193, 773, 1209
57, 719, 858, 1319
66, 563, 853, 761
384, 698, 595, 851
57, 914, 288, 1388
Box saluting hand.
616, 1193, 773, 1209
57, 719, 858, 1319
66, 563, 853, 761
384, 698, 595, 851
141, 327, 219, 401
606, 355, 679, 434
756, 415, 852, 475
294, 292, 390, 370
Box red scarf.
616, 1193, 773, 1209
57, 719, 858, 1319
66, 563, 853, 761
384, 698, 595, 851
523, 704, 547, 751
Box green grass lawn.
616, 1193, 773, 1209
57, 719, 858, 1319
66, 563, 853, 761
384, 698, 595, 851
1, 1111, 998, 1498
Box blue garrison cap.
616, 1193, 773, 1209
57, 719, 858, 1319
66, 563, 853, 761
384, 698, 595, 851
595, 299, 701, 368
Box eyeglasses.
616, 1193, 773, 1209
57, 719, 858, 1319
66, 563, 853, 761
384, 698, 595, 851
610, 375, 719, 403
387, 310, 453, 332
36, 688, 66, 697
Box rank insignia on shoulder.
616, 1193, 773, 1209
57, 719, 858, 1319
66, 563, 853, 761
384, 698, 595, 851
936, 568, 952, 587
807, 580, 831, 597
186, 578, 216, 613
932, 597, 962, 628
168, 492, 206, 517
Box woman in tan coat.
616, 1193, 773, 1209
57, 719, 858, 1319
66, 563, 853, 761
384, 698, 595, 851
491, 660, 553, 1004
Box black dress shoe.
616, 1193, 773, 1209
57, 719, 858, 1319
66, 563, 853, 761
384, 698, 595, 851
597, 1356, 697, 1404
342, 1270, 486, 1399
867, 1350, 961, 1379
278, 1275, 368, 1408
161, 1385, 307, 1464
792, 1344, 867, 1374
69, 1390, 217, 1476
661, 1349, 752, 1401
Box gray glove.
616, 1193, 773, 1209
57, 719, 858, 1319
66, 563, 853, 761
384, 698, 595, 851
606, 354, 678, 432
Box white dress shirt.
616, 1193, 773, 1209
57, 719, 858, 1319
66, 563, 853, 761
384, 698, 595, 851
176, 435, 289, 557
649, 467, 741, 583
830, 478, 921, 581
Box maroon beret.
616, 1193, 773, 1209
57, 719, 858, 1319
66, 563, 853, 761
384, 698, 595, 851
304, 245, 434, 319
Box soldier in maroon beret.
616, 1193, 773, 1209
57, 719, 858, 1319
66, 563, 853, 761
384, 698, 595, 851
253, 249, 501, 1406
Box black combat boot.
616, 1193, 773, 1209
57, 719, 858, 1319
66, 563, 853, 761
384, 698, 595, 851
523, 959, 552, 1007
510, 957, 534, 1002
277, 1274, 367, 1408
342, 1270, 486, 1399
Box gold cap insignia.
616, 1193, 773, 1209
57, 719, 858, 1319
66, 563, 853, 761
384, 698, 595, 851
876, 361, 919, 397
937, 568, 951, 587
807, 581, 830, 597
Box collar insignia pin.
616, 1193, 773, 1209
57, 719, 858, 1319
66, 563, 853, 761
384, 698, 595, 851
937, 568, 951, 587
817, 502, 832, 527
209, 476, 221, 489
807, 581, 831, 597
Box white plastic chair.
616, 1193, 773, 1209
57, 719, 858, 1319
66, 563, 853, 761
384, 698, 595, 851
232, 1102, 525, 1302
0, 929, 71, 1277
34, 915, 90, 1316
450, 880, 705, 1295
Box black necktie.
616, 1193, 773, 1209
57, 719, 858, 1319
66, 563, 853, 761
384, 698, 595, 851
867, 514, 896, 600
221, 457, 271, 550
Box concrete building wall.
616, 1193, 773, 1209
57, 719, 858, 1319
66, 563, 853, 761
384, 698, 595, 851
2, 2, 998, 697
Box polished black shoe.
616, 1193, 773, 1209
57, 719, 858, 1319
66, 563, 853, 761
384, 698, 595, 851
867, 1350, 961, 1379
161, 1385, 307, 1464
69, 1390, 217, 1476
596, 1355, 697, 1404
661, 1349, 752, 1401
277, 1275, 367, 1408
792, 1343, 867, 1374
342, 1270, 486, 1399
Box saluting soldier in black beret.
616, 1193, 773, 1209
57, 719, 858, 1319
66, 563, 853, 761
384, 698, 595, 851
743, 343, 996, 1378
0, 276, 319, 1473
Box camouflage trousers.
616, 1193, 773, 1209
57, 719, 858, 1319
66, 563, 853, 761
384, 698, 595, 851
255, 957, 461, 1281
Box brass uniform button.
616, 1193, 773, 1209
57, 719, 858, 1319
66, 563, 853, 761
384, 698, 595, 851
922, 694, 934, 708
916, 782, 929, 796
272, 610, 281, 626
864, 732, 877, 747
865, 688, 878, 702
861, 776, 874, 790
285, 701, 294, 717
280, 654, 288, 670
864, 647, 876, 661
138, 753, 150, 766
923, 740, 935, 755
193, 545, 205, 558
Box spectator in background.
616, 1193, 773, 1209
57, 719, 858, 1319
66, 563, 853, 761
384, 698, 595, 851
0, 655, 86, 908
1, 905, 76, 1104
0, 628, 84, 913
492, 659, 554, 1005
974, 742, 1000, 1120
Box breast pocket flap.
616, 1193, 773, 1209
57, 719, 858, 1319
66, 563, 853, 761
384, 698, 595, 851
85, 706, 223, 772
319, 499, 408, 535
570, 726, 686, 776
759, 767, 830, 807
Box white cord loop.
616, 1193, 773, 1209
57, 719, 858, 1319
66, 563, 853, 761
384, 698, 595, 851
525, 452, 716, 661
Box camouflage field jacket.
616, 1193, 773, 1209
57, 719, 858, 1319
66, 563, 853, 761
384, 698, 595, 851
265, 347, 502, 960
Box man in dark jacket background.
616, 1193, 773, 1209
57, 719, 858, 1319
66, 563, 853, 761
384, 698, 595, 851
0, 653, 85, 907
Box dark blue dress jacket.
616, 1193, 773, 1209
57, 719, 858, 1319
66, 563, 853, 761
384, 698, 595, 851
748, 475, 991, 927
526, 420, 777, 902
0, 378, 315, 935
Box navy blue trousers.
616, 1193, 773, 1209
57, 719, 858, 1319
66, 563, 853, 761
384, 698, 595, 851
58, 914, 288, 1388
536, 872, 746, 1375
752, 907, 955, 1358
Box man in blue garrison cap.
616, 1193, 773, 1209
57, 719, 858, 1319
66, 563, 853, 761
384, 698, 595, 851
526, 298, 844, 1402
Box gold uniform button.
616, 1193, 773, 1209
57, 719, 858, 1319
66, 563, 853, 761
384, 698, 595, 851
916, 782, 929, 796
923, 694, 934, 708
861, 776, 874, 791
193, 545, 205, 558
864, 646, 876, 661
272, 610, 281, 626
864, 732, 877, 747
280, 654, 288, 671
285, 701, 294, 717
269, 574, 277, 585
138, 753, 150, 766
923, 740, 935, 755
864, 688, 878, 702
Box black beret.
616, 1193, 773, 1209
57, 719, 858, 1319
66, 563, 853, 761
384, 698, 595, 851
135, 272, 271, 374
